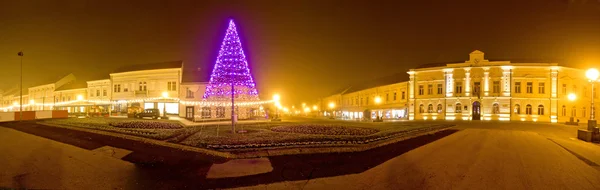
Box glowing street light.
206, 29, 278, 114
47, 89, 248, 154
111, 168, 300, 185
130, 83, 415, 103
273, 94, 280, 102
586, 68, 600, 130
302, 103, 306, 108
162, 91, 169, 98
328, 102, 335, 109
374, 96, 382, 104
77, 94, 84, 101
312, 105, 318, 111
29, 99, 34, 105
568, 93, 577, 101
304, 107, 310, 113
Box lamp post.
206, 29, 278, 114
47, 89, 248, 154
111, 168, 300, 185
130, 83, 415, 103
568, 93, 577, 124
161, 91, 169, 119
272, 94, 281, 121
586, 68, 599, 131
328, 102, 335, 119
374, 96, 382, 121
18, 51, 23, 121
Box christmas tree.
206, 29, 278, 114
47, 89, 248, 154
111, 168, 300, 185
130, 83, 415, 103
203, 20, 260, 102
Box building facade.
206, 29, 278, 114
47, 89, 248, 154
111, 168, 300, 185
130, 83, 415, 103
321, 50, 597, 123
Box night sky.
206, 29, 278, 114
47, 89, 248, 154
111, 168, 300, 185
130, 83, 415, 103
1, 0, 600, 106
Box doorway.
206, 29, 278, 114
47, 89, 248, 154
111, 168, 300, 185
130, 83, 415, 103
185, 106, 194, 120
472, 101, 481, 120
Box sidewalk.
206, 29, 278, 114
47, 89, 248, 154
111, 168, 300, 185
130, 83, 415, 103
0, 127, 140, 189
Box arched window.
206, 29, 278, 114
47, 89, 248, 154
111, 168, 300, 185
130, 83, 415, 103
427, 104, 433, 113
514, 104, 521, 114
572, 106, 577, 117
492, 103, 500, 114
537, 105, 544, 115
583, 107, 587, 117
437, 104, 443, 113
562, 105, 566, 116
455, 103, 462, 113
526, 104, 532, 115
419, 104, 424, 113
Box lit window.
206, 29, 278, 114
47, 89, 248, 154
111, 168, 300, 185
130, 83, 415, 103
537, 105, 544, 115
538, 83, 545, 94
455, 103, 462, 113
419, 85, 424, 95
526, 82, 533, 93
514, 104, 521, 114
562, 105, 566, 116
427, 84, 433, 95
437, 84, 443, 94
526, 104, 532, 115
493, 103, 500, 114
493, 81, 500, 93
419, 104, 424, 113
455, 82, 463, 93
437, 104, 443, 113
572, 106, 577, 117
427, 104, 433, 113
515, 82, 521, 93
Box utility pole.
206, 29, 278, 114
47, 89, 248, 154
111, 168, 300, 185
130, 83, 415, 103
18, 50, 23, 121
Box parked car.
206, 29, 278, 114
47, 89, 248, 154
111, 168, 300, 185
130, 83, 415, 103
135, 109, 160, 119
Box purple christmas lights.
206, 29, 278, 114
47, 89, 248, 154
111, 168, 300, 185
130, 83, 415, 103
203, 20, 260, 101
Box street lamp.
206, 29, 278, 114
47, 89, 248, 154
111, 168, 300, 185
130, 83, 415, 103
568, 93, 577, 124
161, 91, 168, 119
586, 68, 599, 130
312, 105, 318, 111
272, 94, 281, 121
374, 96, 382, 121
328, 102, 335, 118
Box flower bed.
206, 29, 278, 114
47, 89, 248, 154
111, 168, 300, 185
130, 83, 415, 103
39, 118, 184, 140
206, 124, 453, 150
109, 121, 183, 129
271, 124, 379, 136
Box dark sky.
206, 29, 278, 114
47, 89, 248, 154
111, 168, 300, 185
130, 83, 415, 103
1, 0, 600, 106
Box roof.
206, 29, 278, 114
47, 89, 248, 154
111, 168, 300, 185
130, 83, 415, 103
112, 60, 183, 74
55, 80, 88, 91
344, 72, 408, 94
182, 61, 210, 83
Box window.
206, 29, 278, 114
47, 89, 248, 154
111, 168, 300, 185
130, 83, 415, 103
515, 82, 521, 93
393, 92, 397, 101
437, 84, 443, 94
526, 104, 532, 115
492, 103, 500, 114
583, 107, 587, 117
419, 85, 424, 95
427, 104, 433, 113
427, 84, 433, 95
537, 105, 544, 115
419, 104, 424, 113
572, 106, 577, 117
96, 90, 100, 96
562, 105, 567, 116
139, 82, 147, 91
103, 89, 107, 96
386, 93, 389, 101
514, 104, 521, 114
493, 81, 500, 93
526, 82, 533, 93
124, 88, 128, 92
538, 82, 545, 94
437, 104, 443, 113
562, 84, 567, 95
114, 84, 121, 93
168, 81, 177, 91
455, 103, 462, 113
401, 91, 405, 99
201, 107, 211, 118
455, 82, 463, 93
216, 106, 225, 118
186, 88, 194, 98
366, 97, 369, 105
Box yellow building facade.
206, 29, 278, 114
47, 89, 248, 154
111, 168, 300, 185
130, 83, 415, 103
321, 50, 597, 123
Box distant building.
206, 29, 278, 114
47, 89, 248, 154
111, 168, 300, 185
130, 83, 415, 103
320, 50, 595, 123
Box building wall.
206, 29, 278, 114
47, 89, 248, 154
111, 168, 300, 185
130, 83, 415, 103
323, 51, 600, 123
110, 68, 182, 114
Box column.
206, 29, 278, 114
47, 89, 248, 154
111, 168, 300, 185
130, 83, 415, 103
464, 68, 471, 96
408, 71, 416, 120
483, 67, 490, 96
551, 67, 558, 122
444, 69, 454, 97
501, 66, 512, 97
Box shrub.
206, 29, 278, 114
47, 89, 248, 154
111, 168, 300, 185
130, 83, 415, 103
109, 121, 183, 129
271, 124, 378, 136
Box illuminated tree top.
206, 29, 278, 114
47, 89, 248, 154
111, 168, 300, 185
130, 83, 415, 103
203, 20, 259, 101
